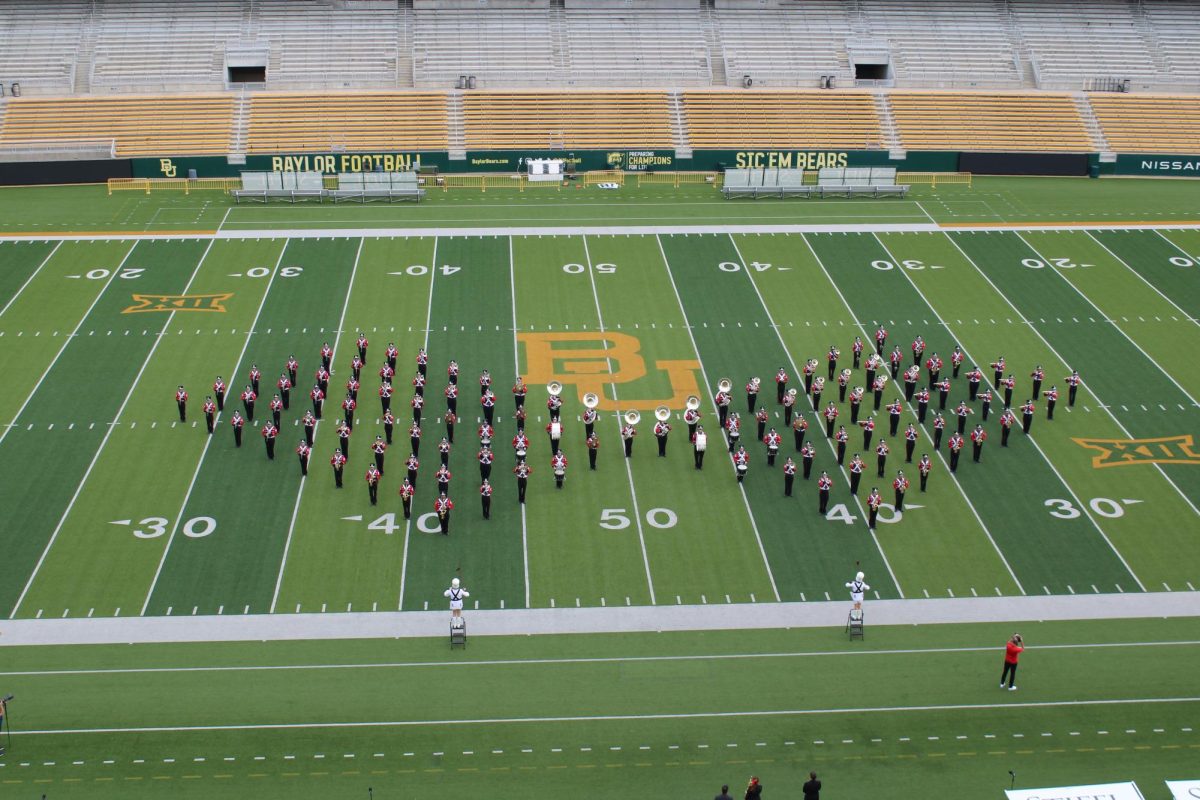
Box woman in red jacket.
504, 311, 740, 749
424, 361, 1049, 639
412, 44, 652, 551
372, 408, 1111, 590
1001, 633, 1024, 691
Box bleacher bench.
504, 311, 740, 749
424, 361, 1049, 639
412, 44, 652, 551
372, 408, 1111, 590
816, 167, 910, 198
327, 172, 424, 203
232, 171, 325, 203
721, 168, 813, 199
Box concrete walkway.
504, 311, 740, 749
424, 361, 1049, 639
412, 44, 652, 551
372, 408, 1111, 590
1, 592, 1197, 648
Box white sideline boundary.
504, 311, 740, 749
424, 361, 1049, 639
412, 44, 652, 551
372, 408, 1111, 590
1, 591, 1197, 648
4, 221, 1200, 243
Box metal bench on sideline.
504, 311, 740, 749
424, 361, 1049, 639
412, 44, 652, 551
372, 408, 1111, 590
232, 171, 325, 203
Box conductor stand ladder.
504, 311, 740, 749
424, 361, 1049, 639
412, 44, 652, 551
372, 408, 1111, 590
845, 608, 864, 640
450, 616, 467, 649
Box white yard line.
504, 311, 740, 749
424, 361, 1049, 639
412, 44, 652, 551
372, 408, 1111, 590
954, 232, 1200, 520
1017, 231, 1200, 408
10, 240, 214, 618
270, 237, 365, 613
9, 696, 1200, 737
510, 236, 532, 609
139, 242, 289, 615
771, 234, 908, 597
870, 234, 1029, 594
583, 235, 657, 605
0, 242, 131, 453
8, 638, 1200, 678
1089, 230, 1200, 333
655, 234, 781, 602
0, 240, 61, 319
398, 236, 438, 611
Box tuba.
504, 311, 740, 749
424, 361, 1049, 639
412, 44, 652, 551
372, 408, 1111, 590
625, 410, 641, 426
547, 381, 562, 397
654, 405, 671, 422
716, 378, 732, 395
583, 392, 600, 409
685, 395, 701, 411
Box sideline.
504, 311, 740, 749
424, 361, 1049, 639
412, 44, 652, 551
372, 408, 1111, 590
1, 591, 1197, 648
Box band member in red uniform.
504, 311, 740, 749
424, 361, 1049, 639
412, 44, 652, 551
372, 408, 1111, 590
436, 435, 450, 467
874, 324, 888, 354
481, 389, 496, 426
331, 448, 347, 488
932, 411, 946, 450
849, 384, 864, 425
443, 381, 458, 415
950, 345, 964, 378
409, 420, 421, 457
823, 402, 838, 438
372, 434, 387, 475
435, 492, 453, 535
948, 431, 964, 472
365, 464, 381, 505
774, 366, 789, 405
683, 404, 699, 441
398, 476, 414, 519
444, 409, 456, 443
889, 346, 903, 379
587, 432, 600, 470
355, 331, 368, 362
914, 385, 930, 424
866, 487, 882, 528
872, 374, 888, 412
886, 398, 903, 437
754, 406, 768, 442
277, 371, 292, 410
715, 388, 731, 430
954, 400, 973, 435
350, 355, 363, 383
692, 425, 706, 469
1030, 365, 1045, 399
904, 422, 920, 462
925, 352, 943, 384
917, 453, 932, 492
852, 335, 864, 369
1000, 407, 1016, 446
859, 415, 875, 451
893, 470, 910, 512
512, 375, 527, 411
435, 464, 451, 496
241, 384, 256, 421
480, 479, 493, 519
316, 365, 330, 397
979, 387, 993, 422
725, 412, 741, 453
342, 393, 356, 431
1065, 370, 1081, 407
385, 342, 398, 372
262, 421, 278, 460
310, 383, 324, 419
827, 345, 840, 380
345, 375, 360, 405
763, 427, 782, 466
934, 378, 951, 411
990, 356, 1006, 387
817, 471, 833, 515
865, 352, 881, 391
379, 381, 393, 415
733, 445, 749, 483
783, 456, 796, 496
269, 393, 283, 427
479, 368, 491, 397
791, 414, 808, 451
378, 362, 394, 385
406, 452, 419, 489
302, 409, 316, 446
835, 425, 849, 465
803, 358, 818, 394
746, 376, 760, 414
781, 388, 796, 427
551, 450, 567, 489
903, 365, 919, 402
513, 459, 532, 503
286, 355, 299, 388
296, 439, 311, 476
320, 342, 333, 371
622, 419, 638, 457
999, 374, 1015, 408
249, 363, 261, 397
810, 375, 825, 410
837, 368, 852, 403
203, 395, 216, 434
512, 429, 528, 461
415, 347, 427, 378
875, 439, 890, 478
383, 408, 396, 444
213, 375, 227, 411
970, 424, 987, 463
478, 443, 494, 481
546, 419, 564, 455
447, 359, 459, 386
911, 335, 925, 366
1043, 386, 1058, 420
966, 365, 983, 402
1021, 399, 1036, 434
848, 452, 864, 495
175, 385, 188, 422
230, 409, 245, 447
478, 421, 494, 448
655, 417, 672, 457
411, 392, 424, 425
336, 418, 351, 459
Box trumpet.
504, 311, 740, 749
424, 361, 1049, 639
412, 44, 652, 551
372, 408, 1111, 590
654, 405, 671, 422
716, 378, 733, 394
583, 392, 600, 409
625, 410, 641, 426
685, 395, 701, 411
547, 381, 562, 397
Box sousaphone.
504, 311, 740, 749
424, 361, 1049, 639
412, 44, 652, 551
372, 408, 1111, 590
583, 392, 600, 409
685, 395, 701, 411
547, 381, 562, 397
716, 378, 733, 395
654, 405, 671, 422
625, 410, 641, 426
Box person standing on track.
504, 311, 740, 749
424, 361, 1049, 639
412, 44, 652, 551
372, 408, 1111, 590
1000, 633, 1024, 691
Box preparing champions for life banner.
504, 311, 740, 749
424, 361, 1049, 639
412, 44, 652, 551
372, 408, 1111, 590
1166, 780, 1200, 799
1005, 782, 1145, 800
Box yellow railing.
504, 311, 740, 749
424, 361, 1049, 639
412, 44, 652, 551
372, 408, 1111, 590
636, 171, 717, 187
583, 170, 626, 186
896, 172, 973, 187
107, 177, 241, 195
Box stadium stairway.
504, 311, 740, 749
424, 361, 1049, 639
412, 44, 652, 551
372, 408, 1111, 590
447, 90, 467, 160
1072, 92, 1113, 157
667, 91, 692, 158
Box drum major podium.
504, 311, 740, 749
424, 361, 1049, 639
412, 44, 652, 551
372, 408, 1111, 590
450, 616, 467, 648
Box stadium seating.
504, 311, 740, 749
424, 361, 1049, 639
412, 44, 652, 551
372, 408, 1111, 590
0, 0, 90, 95
412, 10, 557, 89
715, 4, 854, 88
1087, 94, 1200, 154
682, 91, 883, 150
462, 92, 673, 150
860, 0, 1020, 88
563, 9, 711, 87
0, 94, 234, 156
1011, 0, 1160, 89
245, 92, 448, 153
1142, 1, 1200, 83
889, 91, 1092, 152
816, 166, 909, 197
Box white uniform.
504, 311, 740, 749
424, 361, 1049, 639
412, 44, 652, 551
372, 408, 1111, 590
845, 579, 869, 605
444, 585, 469, 611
